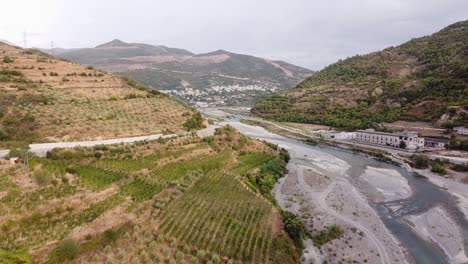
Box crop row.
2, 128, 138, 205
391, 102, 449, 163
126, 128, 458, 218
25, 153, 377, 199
159, 172, 273, 262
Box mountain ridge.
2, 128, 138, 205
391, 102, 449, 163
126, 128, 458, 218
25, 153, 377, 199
39, 40, 313, 106
252, 19, 468, 129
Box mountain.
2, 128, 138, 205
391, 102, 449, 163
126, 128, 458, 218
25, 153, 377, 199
0, 39, 15, 46
0, 42, 194, 149
252, 20, 468, 129
40, 40, 312, 107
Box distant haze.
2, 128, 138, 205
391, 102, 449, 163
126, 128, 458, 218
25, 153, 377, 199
0, 0, 467, 70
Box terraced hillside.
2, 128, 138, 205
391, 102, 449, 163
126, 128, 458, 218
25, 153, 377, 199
40, 39, 312, 106
0, 127, 300, 263
253, 20, 468, 129
0, 42, 193, 149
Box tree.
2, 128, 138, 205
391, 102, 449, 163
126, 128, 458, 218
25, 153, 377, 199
281, 210, 310, 248
399, 141, 407, 149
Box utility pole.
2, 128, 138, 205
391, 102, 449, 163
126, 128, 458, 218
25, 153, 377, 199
51, 41, 54, 56
23, 29, 27, 49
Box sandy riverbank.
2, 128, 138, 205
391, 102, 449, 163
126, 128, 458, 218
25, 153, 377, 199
275, 154, 408, 264
405, 206, 468, 264
360, 167, 412, 202
413, 168, 468, 222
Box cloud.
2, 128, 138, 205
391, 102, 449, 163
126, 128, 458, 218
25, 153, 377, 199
0, 0, 466, 70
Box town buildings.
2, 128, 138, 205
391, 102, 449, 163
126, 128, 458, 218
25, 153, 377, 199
355, 129, 423, 150
454, 126, 468, 135
423, 137, 449, 149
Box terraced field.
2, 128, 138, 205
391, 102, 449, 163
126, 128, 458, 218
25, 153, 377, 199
0, 127, 300, 263
0, 42, 193, 147
159, 172, 274, 262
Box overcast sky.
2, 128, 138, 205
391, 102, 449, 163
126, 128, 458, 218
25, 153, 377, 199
0, 0, 466, 70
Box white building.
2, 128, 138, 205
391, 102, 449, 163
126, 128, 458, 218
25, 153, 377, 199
355, 129, 422, 150
454, 126, 468, 135
332, 132, 356, 140
424, 137, 449, 149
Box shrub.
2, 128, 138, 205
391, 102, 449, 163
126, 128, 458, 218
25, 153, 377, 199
49, 72, 58, 76
196, 250, 205, 260
140, 250, 149, 261
144, 230, 153, 240
431, 163, 447, 175
411, 154, 430, 169
102, 229, 117, 242
312, 225, 344, 248
183, 245, 190, 254
116, 251, 125, 260
149, 241, 157, 250
183, 112, 205, 131
33, 170, 51, 186
281, 210, 310, 248
157, 234, 165, 242
212, 254, 220, 263
176, 251, 184, 261
2, 56, 13, 63
103, 245, 112, 254
55, 239, 79, 260
453, 163, 468, 172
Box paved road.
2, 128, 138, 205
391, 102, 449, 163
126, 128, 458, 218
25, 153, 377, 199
0, 125, 218, 158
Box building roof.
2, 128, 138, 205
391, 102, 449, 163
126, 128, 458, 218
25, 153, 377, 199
356, 129, 418, 137
423, 137, 449, 143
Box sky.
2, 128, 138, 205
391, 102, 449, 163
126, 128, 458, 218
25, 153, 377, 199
0, 0, 467, 70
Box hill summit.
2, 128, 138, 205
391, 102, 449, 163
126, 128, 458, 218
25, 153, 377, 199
252, 20, 468, 129
40, 41, 312, 106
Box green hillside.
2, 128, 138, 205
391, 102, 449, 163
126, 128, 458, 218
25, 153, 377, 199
252, 20, 468, 129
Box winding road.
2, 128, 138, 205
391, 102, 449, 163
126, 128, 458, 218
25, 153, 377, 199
295, 162, 392, 264
0, 126, 218, 158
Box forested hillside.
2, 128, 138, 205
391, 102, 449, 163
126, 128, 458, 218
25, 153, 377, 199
252, 20, 468, 129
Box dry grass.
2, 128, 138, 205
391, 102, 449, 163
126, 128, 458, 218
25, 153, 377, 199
0, 43, 192, 143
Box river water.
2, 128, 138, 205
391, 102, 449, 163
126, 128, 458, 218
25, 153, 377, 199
216, 114, 468, 264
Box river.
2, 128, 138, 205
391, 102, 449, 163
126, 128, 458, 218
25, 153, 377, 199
210, 111, 468, 264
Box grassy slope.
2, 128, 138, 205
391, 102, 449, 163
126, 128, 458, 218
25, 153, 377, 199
252, 20, 468, 129
0, 43, 193, 148
0, 128, 300, 263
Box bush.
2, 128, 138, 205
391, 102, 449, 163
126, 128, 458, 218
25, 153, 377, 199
103, 245, 112, 254
452, 163, 468, 172
102, 229, 116, 242
196, 250, 206, 260
281, 210, 310, 248
183, 112, 205, 131
33, 170, 51, 186
176, 251, 184, 261
411, 154, 430, 169
312, 225, 344, 248
55, 239, 79, 260
2, 56, 13, 63
49, 72, 58, 76
431, 163, 447, 175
